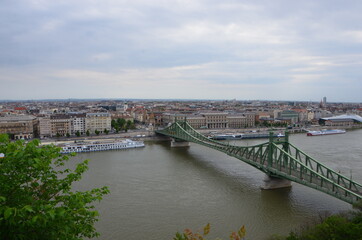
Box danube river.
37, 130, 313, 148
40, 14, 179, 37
71, 129, 362, 240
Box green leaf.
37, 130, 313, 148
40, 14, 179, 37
23, 205, 34, 213
48, 210, 55, 220
4, 207, 12, 220
31, 215, 39, 224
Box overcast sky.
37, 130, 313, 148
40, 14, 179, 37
1, 0, 362, 102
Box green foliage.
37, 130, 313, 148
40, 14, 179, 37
294, 215, 362, 240
95, 130, 100, 135
75, 131, 81, 137
112, 118, 135, 132
353, 200, 362, 212
86, 130, 90, 136
0, 134, 109, 239
276, 211, 362, 240
104, 129, 109, 135
173, 224, 246, 240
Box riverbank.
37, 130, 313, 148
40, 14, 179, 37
40, 124, 361, 146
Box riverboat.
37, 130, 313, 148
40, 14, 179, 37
211, 132, 284, 140
60, 139, 145, 153
306, 129, 346, 136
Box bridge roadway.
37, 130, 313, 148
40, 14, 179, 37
156, 121, 362, 205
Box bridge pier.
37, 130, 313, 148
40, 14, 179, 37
171, 139, 190, 147
261, 175, 292, 190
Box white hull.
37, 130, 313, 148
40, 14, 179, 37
60, 139, 145, 153
307, 129, 346, 136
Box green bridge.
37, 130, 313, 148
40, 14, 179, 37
156, 121, 362, 205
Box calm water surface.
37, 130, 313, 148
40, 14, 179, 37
71, 129, 362, 240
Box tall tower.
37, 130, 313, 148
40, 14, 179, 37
123, 103, 128, 112
323, 97, 327, 106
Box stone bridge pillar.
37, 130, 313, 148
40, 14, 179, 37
171, 138, 190, 147
261, 175, 291, 189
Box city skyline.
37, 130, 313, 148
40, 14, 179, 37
1, 0, 362, 102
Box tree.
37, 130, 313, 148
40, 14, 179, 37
95, 130, 100, 136
111, 119, 116, 129
104, 129, 109, 135
86, 130, 90, 136
56, 132, 61, 138
66, 133, 70, 138
0, 134, 109, 239
117, 118, 126, 129
126, 120, 132, 128
274, 205, 362, 240
75, 131, 81, 137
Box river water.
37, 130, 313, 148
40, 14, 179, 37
71, 129, 362, 240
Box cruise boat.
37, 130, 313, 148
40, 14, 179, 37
211, 134, 243, 140
60, 139, 145, 153
211, 132, 284, 140
306, 129, 346, 136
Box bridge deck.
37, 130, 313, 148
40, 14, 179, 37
156, 122, 362, 204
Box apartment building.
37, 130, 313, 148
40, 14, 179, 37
227, 113, 255, 128
50, 114, 72, 137
0, 115, 38, 139
39, 116, 51, 138
86, 113, 111, 134
71, 113, 86, 135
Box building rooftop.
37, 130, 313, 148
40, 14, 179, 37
0, 115, 36, 122
321, 114, 362, 123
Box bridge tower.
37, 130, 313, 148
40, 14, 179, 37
170, 117, 190, 147
262, 131, 292, 189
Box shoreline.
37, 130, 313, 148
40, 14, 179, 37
40, 125, 361, 146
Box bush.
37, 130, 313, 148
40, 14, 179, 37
0, 134, 109, 239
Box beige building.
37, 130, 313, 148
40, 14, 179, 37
162, 113, 187, 125
186, 116, 207, 129
39, 117, 51, 138
50, 115, 72, 137
163, 112, 255, 129
201, 112, 228, 129
227, 113, 255, 128
86, 113, 111, 134
0, 115, 38, 139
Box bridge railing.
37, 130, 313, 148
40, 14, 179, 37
156, 122, 362, 204
285, 143, 362, 194
270, 143, 361, 204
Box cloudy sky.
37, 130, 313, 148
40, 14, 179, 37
1, 0, 362, 102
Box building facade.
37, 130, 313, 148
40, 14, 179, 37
162, 112, 255, 129
70, 113, 86, 135
0, 115, 38, 139
50, 115, 72, 137
227, 113, 255, 128
201, 112, 228, 129
39, 116, 51, 138
86, 113, 111, 134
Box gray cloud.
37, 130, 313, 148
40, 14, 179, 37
1, 0, 362, 102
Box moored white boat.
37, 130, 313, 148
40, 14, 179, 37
59, 139, 145, 153
306, 129, 346, 136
